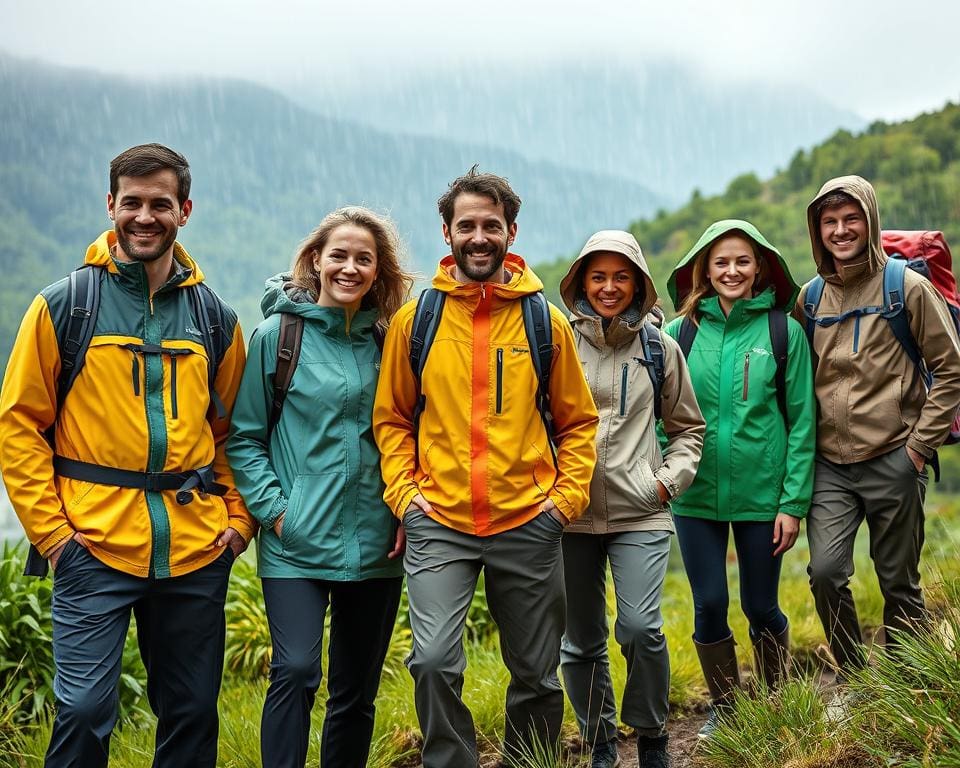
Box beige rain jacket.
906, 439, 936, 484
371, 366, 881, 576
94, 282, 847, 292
559, 231, 705, 533
796, 176, 960, 463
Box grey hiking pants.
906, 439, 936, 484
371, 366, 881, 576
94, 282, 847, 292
402, 507, 566, 768
807, 446, 928, 672
560, 531, 671, 744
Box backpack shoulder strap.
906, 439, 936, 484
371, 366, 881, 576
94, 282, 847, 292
268, 313, 305, 439
768, 309, 789, 427
677, 315, 698, 358
408, 289, 446, 440
639, 322, 666, 421
802, 276, 826, 342
188, 283, 231, 418
56, 265, 102, 413
882, 257, 930, 387
521, 293, 557, 463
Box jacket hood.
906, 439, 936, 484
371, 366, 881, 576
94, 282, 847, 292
667, 219, 799, 311
259, 272, 378, 332
432, 253, 544, 298
806, 175, 885, 282
559, 230, 658, 319
85, 230, 205, 286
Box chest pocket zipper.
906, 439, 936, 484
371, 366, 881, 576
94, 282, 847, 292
122, 343, 194, 419
620, 363, 629, 416
495, 348, 503, 415
742, 353, 750, 401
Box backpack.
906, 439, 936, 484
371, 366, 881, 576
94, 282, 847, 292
267, 313, 385, 438
802, 230, 960, 453
26, 264, 232, 576
677, 309, 790, 426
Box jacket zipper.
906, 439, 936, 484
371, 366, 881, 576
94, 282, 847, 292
170, 357, 178, 419
496, 348, 503, 414
742, 353, 750, 400
620, 363, 628, 416
131, 352, 141, 396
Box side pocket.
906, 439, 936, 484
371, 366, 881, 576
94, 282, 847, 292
278, 476, 305, 555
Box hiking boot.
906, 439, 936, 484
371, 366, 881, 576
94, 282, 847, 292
693, 633, 741, 738
590, 738, 621, 768
637, 733, 670, 768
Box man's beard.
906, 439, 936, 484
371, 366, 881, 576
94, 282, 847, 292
453, 241, 507, 282
116, 226, 177, 263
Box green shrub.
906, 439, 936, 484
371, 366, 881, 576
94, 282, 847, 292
223, 556, 272, 679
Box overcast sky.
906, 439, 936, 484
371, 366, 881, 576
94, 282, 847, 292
2, 0, 958, 122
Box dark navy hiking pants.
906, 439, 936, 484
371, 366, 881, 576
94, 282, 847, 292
674, 516, 788, 644
260, 576, 402, 768
46, 540, 234, 768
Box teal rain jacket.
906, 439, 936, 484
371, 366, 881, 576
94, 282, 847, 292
663, 220, 816, 522
226, 274, 400, 579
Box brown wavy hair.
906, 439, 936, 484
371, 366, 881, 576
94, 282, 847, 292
290, 207, 415, 326
677, 231, 769, 323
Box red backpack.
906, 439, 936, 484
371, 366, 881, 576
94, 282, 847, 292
882, 230, 960, 444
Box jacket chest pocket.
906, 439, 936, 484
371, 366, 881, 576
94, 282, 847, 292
617, 359, 655, 417
738, 350, 776, 404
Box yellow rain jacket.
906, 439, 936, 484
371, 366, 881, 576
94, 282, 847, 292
374, 254, 598, 535
0, 231, 253, 578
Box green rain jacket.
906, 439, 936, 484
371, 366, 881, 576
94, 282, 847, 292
663, 220, 816, 521
226, 274, 401, 580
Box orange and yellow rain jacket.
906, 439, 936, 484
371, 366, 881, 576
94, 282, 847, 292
0, 231, 253, 578
373, 254, 598, 535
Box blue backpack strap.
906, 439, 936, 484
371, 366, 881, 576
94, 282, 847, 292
639, 323, 666, 421
677, 315, 698, 358
882, 257, 931, 388
802, 276, 825, 343
408, 289, 446, 443
521, 292, 557, 467
767, 309, 789, 427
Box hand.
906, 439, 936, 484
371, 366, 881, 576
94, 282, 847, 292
772, 513, 800, 557
216, 527, 248, 558
905, 446, 926, 474
273, 513, 285, 538
388, 524, 406, 559
539, 498, 567, 526
403, 493, 434, 521
48, 532, 89, 571
655, 480, 670, 505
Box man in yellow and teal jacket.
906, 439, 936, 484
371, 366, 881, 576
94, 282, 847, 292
374, 167, 598, 767
0, 143, 253, 768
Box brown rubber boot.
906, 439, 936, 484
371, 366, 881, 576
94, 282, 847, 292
694, 635, 741, 740
752, 624, 791, 690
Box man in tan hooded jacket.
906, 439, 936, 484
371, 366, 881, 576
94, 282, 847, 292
797, 175, 960, 677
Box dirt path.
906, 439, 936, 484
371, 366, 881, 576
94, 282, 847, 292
616, 712, 707, 767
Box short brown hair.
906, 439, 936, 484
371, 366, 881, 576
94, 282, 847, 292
290, 207, 415, 326
815, 190, 860, 223
438, 165, 522, 226
110, 143, 191, 205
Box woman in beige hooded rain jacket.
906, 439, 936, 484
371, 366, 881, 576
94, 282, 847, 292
558, 231, 705, 768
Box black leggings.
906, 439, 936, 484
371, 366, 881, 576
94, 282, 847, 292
674, 516, 788, 644
260, 576, 402, 768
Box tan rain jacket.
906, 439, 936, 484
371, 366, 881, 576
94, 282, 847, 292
559, 231, 704, 533
796, 176, 960, 463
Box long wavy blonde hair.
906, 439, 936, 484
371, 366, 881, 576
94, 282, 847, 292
290, 207, 415, 326
677, 232, 769, 323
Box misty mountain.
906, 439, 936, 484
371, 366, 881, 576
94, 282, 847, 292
0, 52, 664, 366
286, 60, 865, 204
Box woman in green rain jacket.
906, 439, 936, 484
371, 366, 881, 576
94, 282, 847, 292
663, 220, 815, 739
227, 207, 414, 768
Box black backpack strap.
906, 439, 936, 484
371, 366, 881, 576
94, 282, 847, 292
768, 309, 789, 428
56, 265, 102, 415
677, 315, 698, 358
639, 323, 666, 421
521, 293, 557, 467
408, 289, 446, 444
188, 283, 230, 419
268, 313, 304, 439
373, 322, 386, 353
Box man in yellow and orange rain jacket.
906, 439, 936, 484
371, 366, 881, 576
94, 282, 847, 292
374, 167, 598, 767
0, 144, 252, 768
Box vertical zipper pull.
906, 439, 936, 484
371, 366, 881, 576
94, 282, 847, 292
620, 362, 629, 416
742, 352, 750, 401
131, 352, 141, 397
495, 348, 504, 414
853, 316, 861, 353
170, 356, 178, 419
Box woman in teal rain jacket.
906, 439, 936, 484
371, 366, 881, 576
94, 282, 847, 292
663, 220, 815, 739
227, 207, 414, 768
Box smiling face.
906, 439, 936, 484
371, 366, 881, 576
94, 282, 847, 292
819, 201, 868, 264
442, 192, 517, 283
706, 234, 760, 314
107, 169, 191, 264
313, 223, 378, 310
582, 251, 638, 319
